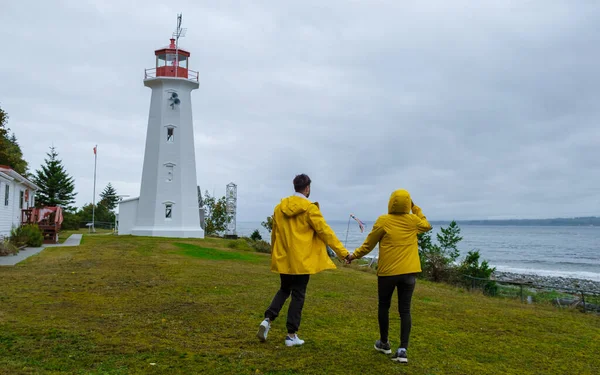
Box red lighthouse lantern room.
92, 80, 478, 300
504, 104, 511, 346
145, 38, 198, 81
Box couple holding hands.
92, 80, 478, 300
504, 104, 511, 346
256, 174, 432, 364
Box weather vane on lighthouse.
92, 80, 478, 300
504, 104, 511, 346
173, 13, 186, 77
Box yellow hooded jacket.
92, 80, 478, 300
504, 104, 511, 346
352, 189, 432, 276
270, 195, 349, 275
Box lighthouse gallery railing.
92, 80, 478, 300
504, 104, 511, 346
144, 68, 199, 82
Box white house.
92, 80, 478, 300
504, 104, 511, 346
0, 165, 39, 239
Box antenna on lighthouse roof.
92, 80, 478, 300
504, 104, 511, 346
173, 13, 187, 77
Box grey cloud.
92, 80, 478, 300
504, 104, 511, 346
1, 0, 599, 222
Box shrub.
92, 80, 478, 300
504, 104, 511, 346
9, 226, 27, 247
457, 250, 497, 295
61, 211, 81, 230
23, 224, 44, 247
249, 240, 271, 254
0, 239, 19, 256
250, 229, 262, 241
418, 221, 495, 293
458, 250, 496, 279
225, 237, 271, 254
418, 221, 463, 282
226, 239, 253, 251
10, 224, 44, 247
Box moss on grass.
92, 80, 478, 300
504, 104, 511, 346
0, 235, 598, 374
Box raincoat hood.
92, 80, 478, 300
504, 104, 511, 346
388, 189, 412, 214
353, 189, 432, 276
279, 196, 313, 217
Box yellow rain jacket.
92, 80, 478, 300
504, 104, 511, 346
270, 195, 349, 274
352, 189, 432, 276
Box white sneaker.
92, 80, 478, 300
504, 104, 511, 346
256, 319, 270, 342
391, 348, 408, 363
285, 334, 305, 347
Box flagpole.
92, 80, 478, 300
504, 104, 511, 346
92, 145, 97, 233
344, 214, 351, 247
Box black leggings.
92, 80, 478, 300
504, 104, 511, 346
377, 273, 416, 348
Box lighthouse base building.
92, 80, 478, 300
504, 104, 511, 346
118, 35, 204, 239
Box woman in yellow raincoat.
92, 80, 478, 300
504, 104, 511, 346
348, 189, 432, 363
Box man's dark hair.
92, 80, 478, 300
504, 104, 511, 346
293, 174, 311, 192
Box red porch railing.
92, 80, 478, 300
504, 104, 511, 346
21, 207, 63, 244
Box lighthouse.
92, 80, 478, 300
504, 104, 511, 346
118, 16, 204, 238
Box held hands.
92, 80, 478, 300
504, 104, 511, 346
344, 254, 355, 264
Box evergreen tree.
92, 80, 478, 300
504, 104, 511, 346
250, 229, 262, 241
436, 221, 463, 261
0, 106, 8, 140
0, 106, 29, 175
33, 146, 77, 211
418, 220, 464, 282
99, 183, 119, 210
5, 133, 28, 176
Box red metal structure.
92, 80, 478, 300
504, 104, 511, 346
21, 206, 63, 244
144, 38, 199, 81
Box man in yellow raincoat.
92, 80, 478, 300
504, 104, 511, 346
256, 174, 350, 346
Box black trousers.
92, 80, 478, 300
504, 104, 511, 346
264, 274, 310, 334
378, 273, 416, 348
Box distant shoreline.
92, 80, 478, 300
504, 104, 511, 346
430, 217, 600, 227
321, 216, 600, 227
427, 216, 600, 227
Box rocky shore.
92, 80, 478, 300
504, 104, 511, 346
492, 271, 600, 293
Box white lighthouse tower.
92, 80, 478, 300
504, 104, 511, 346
118, 15, 204, 238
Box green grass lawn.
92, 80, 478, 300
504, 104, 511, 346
57, 228, 113, 244
0, 235, 598, 375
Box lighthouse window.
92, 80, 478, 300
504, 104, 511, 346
165, 204, 172, 219
178, 55, 188, 68
166, 165, 174, 182
166, 54, 177, 66
167, 127, 174, 142
157, 54, 166, 67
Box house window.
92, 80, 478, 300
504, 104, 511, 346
19, 191, 24, 209
4, 185, 9, 206
165, 204, 172, 219
167, 127, 174, 142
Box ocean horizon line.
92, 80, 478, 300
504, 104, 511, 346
237, 217, 600, 227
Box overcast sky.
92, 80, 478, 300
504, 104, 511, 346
1, 0, 599, 222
